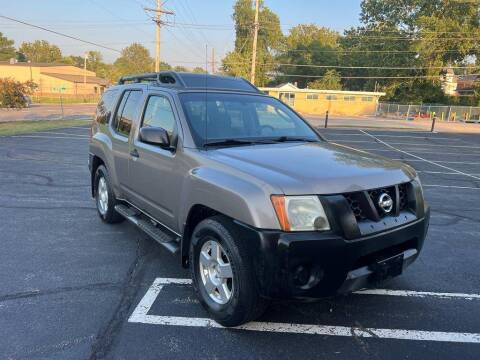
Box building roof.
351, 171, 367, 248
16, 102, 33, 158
261, 86, 385, 97
0, 61, 71, 67
42, 72, 109, 86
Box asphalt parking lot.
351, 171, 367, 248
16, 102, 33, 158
1, 126, 479, 359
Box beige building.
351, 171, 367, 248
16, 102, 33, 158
261, 83, 385, 117
0, 61, 108, 96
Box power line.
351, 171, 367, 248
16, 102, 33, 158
276, 74, 480, 79
0, 14, 122, 53
273, 63, 478, 70
280, 48, 474, 54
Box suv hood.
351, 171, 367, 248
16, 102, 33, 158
206, 142, 415, 195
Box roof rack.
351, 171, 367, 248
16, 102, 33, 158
118, 71, 184, 86
117, 71, 261, 93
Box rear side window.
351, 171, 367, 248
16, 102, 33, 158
95, 90, 118, 124
142, 96, 177, 139
113, 90, 143, 137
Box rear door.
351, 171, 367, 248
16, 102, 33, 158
128, 92, 181, 230
109, 89, 143, 196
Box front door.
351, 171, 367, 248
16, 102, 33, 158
279, 92, 295, 107
128, 93, 181, 231
110, 89, 143, 195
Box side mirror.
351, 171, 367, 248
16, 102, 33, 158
139, 127, 171, 148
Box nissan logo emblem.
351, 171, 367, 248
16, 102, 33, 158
378, 193, 393, 213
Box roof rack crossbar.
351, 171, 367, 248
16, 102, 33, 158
118, 71, 182, 86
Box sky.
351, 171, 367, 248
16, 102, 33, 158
0, 0, 362, 68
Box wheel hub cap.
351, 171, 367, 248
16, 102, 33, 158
97, 177, 108, 215
199, 240, 233, 305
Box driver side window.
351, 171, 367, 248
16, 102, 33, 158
142, 95, 177, 139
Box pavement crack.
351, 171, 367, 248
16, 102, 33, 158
0, 283, 121, 303
350, 322, 379, 358
88, 238, 150, 360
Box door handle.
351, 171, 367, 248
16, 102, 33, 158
130, 149, 139, 158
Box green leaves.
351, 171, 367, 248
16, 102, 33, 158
18, 40, 62, 63
0, 32, 15, 61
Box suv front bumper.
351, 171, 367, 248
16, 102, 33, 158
247, 208, 429, 300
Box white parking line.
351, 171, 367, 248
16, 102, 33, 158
360, 130, 480, 181
8, 135, 87, 140
333, 139, 480, 149
128, 278, 480, 344
357, 289, 480, 300
325, 133, 461, 141
34, 131, 90, 137
417, 170, 480, 176
356, 148, 480, 158
422, 184, 480, 190
389, 158, 480, 165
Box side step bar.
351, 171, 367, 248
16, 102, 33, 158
115, 204, 180, 254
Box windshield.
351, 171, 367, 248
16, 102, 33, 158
179, 93, 320, 147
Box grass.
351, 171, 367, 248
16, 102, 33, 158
32, 96, 99, 104
0, 119, 91, 136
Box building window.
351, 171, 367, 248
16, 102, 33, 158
362, 96, 373, 102
326, 95, 337, 101
344, 96, 356, 101
306, 94, 319, 100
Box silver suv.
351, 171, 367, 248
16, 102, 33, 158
89, 72, 430, 327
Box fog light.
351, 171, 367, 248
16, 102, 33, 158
292, 264, 324, 290
293, 265, 310, 287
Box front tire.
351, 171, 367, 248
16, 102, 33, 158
94, 165, 124, 224
189, 216, 269, 327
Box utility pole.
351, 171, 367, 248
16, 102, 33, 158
250, 0, 260, 85
145, 1, 174, 72
211, 48, 215, 74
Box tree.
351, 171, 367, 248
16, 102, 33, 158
112, 43, 154, 80
19, 40, 62, 63
0, 32, 15, 61
307, 70, 342, 90
275, 25, 340, 88
192, 67, 207, 73
61, 55, 84, 68
173, 65, 188, 72
222, 0, 284, 86
0, 78, 36, 108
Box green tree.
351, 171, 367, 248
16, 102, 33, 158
192, 66, 207, 73
61, 55, 84, 68
275, 25, 340, 88
222, 0, 283, 86
173, 65, 188, 72
0, 78, 36, 108
0, 32, 16, 61
307, 70, 342, 90
112, 43, 154, 80
19, 40, 62, 63
160, 62, 172, 71
354, 0, 480, 103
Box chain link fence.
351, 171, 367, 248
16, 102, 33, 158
377, 103, 480, 123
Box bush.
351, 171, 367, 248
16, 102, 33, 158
0, 78, 37, 108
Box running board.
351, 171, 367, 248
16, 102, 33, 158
114, 204, 180, 254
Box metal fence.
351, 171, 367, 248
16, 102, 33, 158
377, 103, 480, 123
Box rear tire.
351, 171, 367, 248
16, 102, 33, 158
189, 216, 269, 327
94, 165, 124, 224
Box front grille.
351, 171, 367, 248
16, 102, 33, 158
344, 182, 411, 223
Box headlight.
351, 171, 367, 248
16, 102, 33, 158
271, 195, 330, 232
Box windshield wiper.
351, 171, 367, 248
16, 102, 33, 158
269, 136, 319, 143
203, 139, 258, 148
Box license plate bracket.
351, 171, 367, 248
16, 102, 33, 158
370, 253, 404, 282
